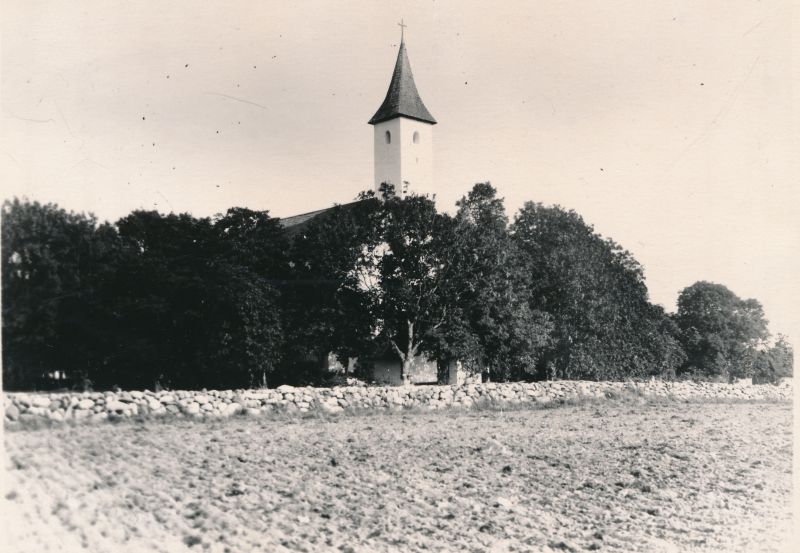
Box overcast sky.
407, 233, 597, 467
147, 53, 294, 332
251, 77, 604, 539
2, 0, 798, 340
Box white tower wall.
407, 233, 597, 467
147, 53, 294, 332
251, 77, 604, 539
373, 117, 434, 199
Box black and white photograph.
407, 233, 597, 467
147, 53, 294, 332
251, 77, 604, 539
1, 1, 796, 551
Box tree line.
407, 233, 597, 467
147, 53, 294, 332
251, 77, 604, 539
1, 184, 792, 390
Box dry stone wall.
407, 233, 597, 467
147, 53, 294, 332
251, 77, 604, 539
3, 379, 792, 425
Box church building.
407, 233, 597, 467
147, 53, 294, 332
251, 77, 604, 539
281, 27, 475, 386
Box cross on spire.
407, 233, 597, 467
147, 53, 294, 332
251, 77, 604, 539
398, 19, 407, 42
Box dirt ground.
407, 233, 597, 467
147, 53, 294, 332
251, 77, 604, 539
2, 400, 793, 553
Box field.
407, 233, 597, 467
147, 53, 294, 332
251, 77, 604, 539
3, 399, 793, 552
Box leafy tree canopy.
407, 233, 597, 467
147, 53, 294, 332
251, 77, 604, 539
2, 201, 289, 390
2, 199, 117, 389
511, 202, 685, 380
675, 281, 771, 379
433, 184, 553, 380
5, 192, 789, 390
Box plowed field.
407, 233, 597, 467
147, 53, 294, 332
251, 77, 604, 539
2, 400, 793, 552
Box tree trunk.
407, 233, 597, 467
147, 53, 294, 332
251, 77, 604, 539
392, 320, 419, 386
401, 355, 413, 386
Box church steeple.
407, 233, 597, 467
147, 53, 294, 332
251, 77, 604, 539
368, 31, 436, 126
370, 23, 436, 199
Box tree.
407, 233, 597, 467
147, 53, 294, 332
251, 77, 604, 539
107, 211, 213, 388
280, 197, 383, 384
675, 281, 770, 379
212, 207, 290, 387
752, 335, 793, 383
1, 199, 122, 390
433, 184, 552, 381
107, 210, 287, 389
511, 202, 685, 380
200, 262, 284, 389
3, 201, 290, 391
371, 190, 459, 383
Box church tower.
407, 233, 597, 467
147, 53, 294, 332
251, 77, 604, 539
369, 24, 436, 198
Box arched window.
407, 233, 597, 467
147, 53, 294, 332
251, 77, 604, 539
385, 130, 391, 144
412, 131, 420, 144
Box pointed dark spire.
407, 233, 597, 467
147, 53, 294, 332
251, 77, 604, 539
368, 36, 436, 126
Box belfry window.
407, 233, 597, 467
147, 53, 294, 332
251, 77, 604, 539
412, 131, 420, 144
385, 131, 391, 144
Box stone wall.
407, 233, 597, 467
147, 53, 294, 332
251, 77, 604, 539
3, 379, 792, 425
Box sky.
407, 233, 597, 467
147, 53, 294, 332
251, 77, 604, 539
2, 0, 798, 341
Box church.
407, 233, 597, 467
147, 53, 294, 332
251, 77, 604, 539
280, 27, 476, 386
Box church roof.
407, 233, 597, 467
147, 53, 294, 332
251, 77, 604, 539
368, 39, 437, 126
279, 206, 335, 230
279, 201, 363, 238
